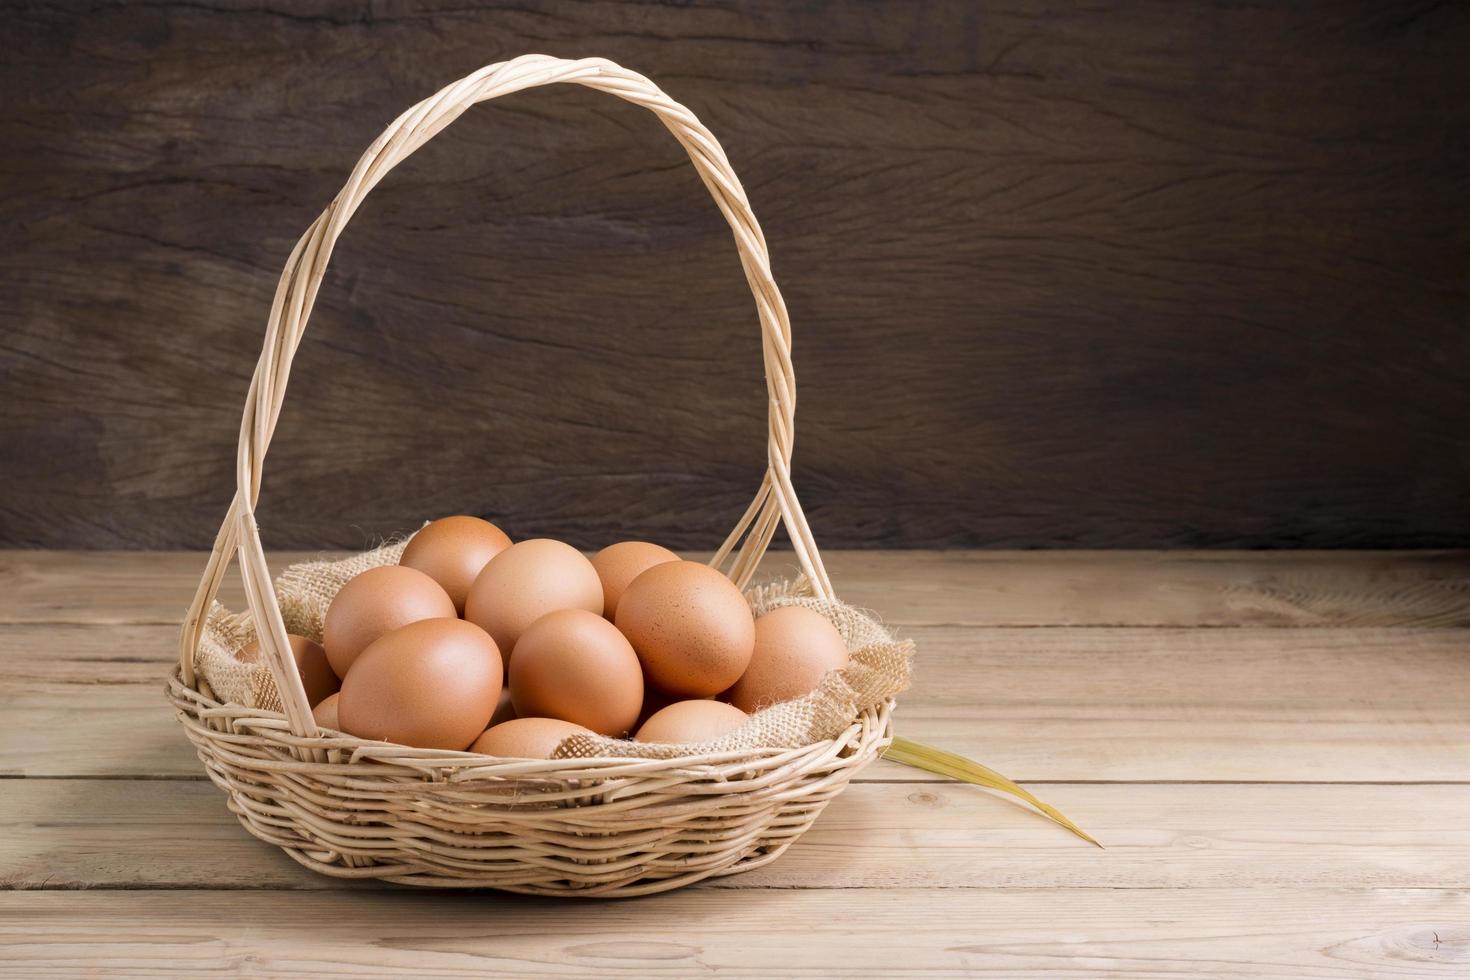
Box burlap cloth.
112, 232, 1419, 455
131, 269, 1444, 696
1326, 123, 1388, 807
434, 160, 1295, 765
194, 540, 912, 758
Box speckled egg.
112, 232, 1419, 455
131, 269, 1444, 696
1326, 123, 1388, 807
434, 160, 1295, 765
399, 515, 512, 614
634, 699, 748, 744
470, 717, 592, 759
615, 560, 755, 698
589, 540, 679, 619
322, 565, 456, 679
337, 618, 502, 750
727, 605, 850, 712
464, 539, 603, 662
509, 608, 643, 736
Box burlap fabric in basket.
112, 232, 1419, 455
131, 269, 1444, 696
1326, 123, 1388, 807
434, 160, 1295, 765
195, 539, 913, 756
170, 54, 912, 896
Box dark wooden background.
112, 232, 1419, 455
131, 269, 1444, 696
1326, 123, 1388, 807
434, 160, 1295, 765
4, 1, 1468, 551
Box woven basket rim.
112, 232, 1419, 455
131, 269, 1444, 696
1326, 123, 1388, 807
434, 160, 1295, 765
171, 674, 892, 894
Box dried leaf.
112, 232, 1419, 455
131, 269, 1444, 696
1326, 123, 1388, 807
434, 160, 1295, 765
883, 736, 1102, 848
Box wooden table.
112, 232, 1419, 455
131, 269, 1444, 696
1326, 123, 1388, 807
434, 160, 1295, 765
3, 550, 1468, 976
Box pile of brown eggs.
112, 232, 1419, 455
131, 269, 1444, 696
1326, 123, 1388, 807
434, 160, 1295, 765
243, 516, 850, 759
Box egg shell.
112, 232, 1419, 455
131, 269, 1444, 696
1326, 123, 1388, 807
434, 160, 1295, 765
471, 717, 592, 759
615, 560, 755, 698
509, 609, 643, 736
635, 699, 749, 744
337, 618, 502, 750
399, 516, 512, 614
589, 541, 679, 619
312, 692, 340, 731
727, 606, 850, 712
463, 539, 603, 662
240, 633, 339, 707
323, 565, 456, 678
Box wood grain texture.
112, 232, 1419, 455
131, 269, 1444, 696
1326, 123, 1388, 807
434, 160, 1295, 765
4, 2, 1470, 550
6, 621, 1469, 780
2, 889, 1466, 977
4, 550, 1469, 976
6, 779, 1470, 892
6, 548, 1470, 626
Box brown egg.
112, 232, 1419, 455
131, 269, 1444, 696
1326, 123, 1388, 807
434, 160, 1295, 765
323, 566, 456, 678
312, 692, 340, 731
489, 687, 517, 728
509, 609, 643, 736
399, 516, 512, 614
464, 539, 603, 662
471, 717, 592, 759
615, 560, 755, 697
635, 684, 688, 731
635, 699, 748, 744
240, 633, 339, 707
337, 618, 502, 750
589, 541, 679, 619
727, 606, 850, 712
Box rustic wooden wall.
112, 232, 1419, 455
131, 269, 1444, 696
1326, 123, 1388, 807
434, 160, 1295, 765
3, 1, 1467, 550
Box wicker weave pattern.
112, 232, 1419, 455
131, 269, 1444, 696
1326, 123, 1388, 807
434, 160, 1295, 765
170, 55, 895, 895
170, 678, 889, 895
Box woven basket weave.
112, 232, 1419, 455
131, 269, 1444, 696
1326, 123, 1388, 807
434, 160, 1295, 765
168, 54, 899, 896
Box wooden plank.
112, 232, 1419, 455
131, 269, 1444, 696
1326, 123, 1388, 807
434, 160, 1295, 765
5, 779, 1469, 892
1, 888, 1465, 977
5, 549, 1469, 627
4, 623, 1468, 781
0, 551, 247, 625
6, 3, 1470, 553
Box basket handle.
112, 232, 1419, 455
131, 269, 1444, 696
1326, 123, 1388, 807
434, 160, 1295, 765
178, 54, 832, 737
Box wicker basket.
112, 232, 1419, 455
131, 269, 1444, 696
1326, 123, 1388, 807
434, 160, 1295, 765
168, 54, 896, 896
